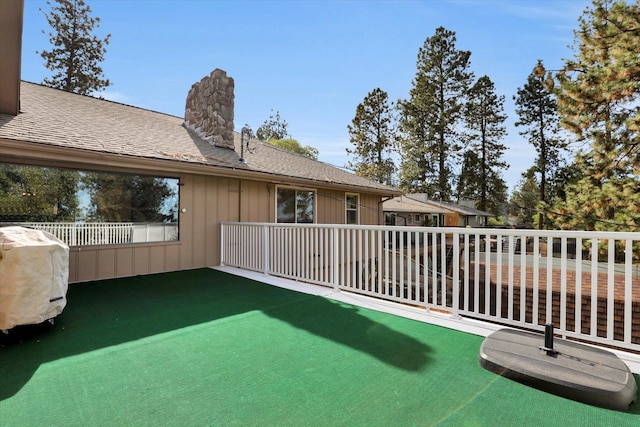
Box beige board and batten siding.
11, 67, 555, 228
67, 172, 383, 283
68, 173, 241, 283
315, 190, 379, 225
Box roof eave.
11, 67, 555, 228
0, 138, 401, 197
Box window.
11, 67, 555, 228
0, 162, 179, 246
277, 187, 315, 223
414, 214, 421, 223
384, 213, 396, 226
346, 194, 359, 224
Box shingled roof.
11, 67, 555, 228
0, 82, 399, 196
406, 193, 494, 217
382, 196, 456, 214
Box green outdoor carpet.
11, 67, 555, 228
1, 268, 638, 426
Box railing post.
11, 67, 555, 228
607, 238, 615, 340
220, 223, 226, 266
333, 227, 339, 291
263, 224, 270, 276
624, 239, 633, 344
451, 230, 461, 318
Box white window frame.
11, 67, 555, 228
345, 193, 359, 225
275, 185, 316, 224
0, 161, 180, 246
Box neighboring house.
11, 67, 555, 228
0, 2, 400, 283
384, 194, 493, 228
382, 196, 455, 227
406, 194, 493, 227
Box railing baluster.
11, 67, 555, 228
263, 225, 269, 275
473, 232, 480, 315
399, 230, 405, 298
496, 234, 514, 320
364, 228, 370, 292
624, 239, 633, 344
533, 236, 540, 324
575, 238, 583, 335
484, 233, 491, 318
440, 231, 446, 306
452, 231, 460, 317
463, 233, 470, 312
414, 231, 421, 303
607, 239, 615, 340
406, 231, 412, 299
339, 228, 345, 289
546, 237, 554, 325
377, 229, 383, 296
333, 228, 339, 290
560, 236, 568, 334
391, 230, 397, 297
519, 234, 526, 324
590, 238, 599, 338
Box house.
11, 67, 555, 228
383, 194, 493, 227
381, 195, 456, 227
0, 0, 400, 283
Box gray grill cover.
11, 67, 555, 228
0, 226, 69, 330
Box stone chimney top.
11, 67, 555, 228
184, 68, 235, 150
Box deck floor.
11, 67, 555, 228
1, 268, 639, 426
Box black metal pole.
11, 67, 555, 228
544, 324, 554, 350
541, 323, 558, 356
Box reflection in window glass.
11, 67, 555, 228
277, 188, 296, 223
0, 162, 179, 246
296, 191, 314, 223
277, 188, 315, 223
385, 213, 396, 226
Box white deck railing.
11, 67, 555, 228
221, 222, 640, 353
9, 222, 178, 246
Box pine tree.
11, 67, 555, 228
514, 60, 565, 229
457, 151, 481, 202
269, 138, 319, 160
39, 0, 111, 95
547, 0, 640, 231
256, 110, 289, 141
398, 27, 474, 200
463, 75, 508, 215
255, 111, 319, 159
509, 168, 541, 228
346, 88, 397, 185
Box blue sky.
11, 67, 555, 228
20, 0, 593, 191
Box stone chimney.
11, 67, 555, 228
184, 68, 235, 149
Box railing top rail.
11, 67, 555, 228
221, 222, 640, 239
